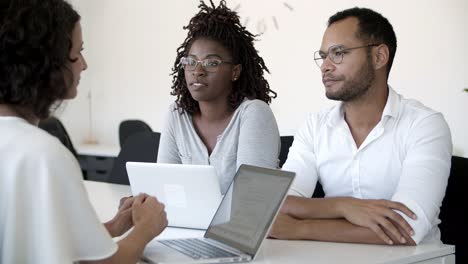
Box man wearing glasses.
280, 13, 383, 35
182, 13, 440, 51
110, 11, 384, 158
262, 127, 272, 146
271, 7, 452, 245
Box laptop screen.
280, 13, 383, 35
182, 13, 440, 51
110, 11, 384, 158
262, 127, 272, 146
204, 164, 295, 256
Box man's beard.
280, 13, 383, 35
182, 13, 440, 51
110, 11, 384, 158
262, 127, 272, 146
326, 57, 376, 102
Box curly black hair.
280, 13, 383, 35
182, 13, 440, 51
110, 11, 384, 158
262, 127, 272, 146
328, 7, 397, 77
0, 0, 80, 119
170, 0, 277, 115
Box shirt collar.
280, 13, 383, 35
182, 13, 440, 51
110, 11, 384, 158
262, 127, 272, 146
327, 102, 345, 127
382, 86, 400, 120
326, 85, 401, 127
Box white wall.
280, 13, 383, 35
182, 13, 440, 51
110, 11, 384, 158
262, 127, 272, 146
62, 0, 468, 157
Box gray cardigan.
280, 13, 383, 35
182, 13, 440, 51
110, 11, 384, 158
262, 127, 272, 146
157, 99, 281, 193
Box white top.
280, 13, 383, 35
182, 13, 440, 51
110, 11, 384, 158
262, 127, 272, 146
0, 117, 117, 264
157, 99, 281, 194
282, 88, 452, 244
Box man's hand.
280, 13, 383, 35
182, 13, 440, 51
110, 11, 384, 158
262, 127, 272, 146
338, 197, 416, 244
104, 196, 135, 237
269, 213, 303, 240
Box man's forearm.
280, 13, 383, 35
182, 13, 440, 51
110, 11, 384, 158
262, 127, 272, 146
281, 195, 345, 219
276, 196, 415, 244
285, 218, 415, 245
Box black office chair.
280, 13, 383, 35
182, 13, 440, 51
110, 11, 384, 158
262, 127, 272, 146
118, 119, 153, 148
279, 136, 294, 168
439, 155, 467, 263
279, 135, 325, 198
108, 131, 161, 185
39, 116, 78, 157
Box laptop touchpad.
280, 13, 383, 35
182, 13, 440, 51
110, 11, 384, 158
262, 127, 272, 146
143, 241, 193, 263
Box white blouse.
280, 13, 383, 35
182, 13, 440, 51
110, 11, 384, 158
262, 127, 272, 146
0, 117, 117, 263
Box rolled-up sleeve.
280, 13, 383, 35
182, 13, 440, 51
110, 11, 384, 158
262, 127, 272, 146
282, 115, 320, 198
392, 113, 452, 244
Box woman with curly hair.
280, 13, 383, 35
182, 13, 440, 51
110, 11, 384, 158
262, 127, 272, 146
157, 0, 281, 193
0, 0, 167, 263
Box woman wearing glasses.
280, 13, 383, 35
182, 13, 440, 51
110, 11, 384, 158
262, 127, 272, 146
157, 0, 280, 194
0, 0, 167, 263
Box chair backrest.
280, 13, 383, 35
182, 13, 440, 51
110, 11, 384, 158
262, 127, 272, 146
439, 155, 467, 263
279, 136, 294, 168
108, 131, 161, 185
119, 119, 153, 147
279, 135, 325, 198
38, 116, 77, 157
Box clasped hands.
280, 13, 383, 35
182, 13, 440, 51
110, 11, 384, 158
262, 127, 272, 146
104, 194, 167, 238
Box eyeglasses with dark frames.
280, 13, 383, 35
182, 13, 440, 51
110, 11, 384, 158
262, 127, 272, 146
180, 57, 233, 73
313, 43, 381, 68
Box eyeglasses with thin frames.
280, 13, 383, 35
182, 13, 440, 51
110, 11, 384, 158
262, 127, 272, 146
180, 57, 233, 73
313, 43, 381, 68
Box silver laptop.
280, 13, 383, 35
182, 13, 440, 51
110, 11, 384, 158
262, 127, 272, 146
126, 162, 222, 229
142, 164, 295, 264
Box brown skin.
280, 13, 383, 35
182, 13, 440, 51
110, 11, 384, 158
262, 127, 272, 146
66, 22, 88, 99
185, 38, 242, 154
271, 197, 415, 245
82, 194, 168, 264
103, 196, 135, 237
271, 17, 417, 246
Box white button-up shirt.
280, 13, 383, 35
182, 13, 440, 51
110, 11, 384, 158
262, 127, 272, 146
283, 87, 452, 244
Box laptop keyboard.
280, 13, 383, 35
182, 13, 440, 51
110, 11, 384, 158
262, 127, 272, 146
159, 238, 238, 259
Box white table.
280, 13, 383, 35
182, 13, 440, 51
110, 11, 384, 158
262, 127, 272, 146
84, 180, 455, 264
76, 143, 120, 157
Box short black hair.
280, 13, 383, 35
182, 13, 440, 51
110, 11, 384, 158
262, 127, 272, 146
170, 0, 277, 115
328, 7, 397, 77
0, 0, 80, 119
